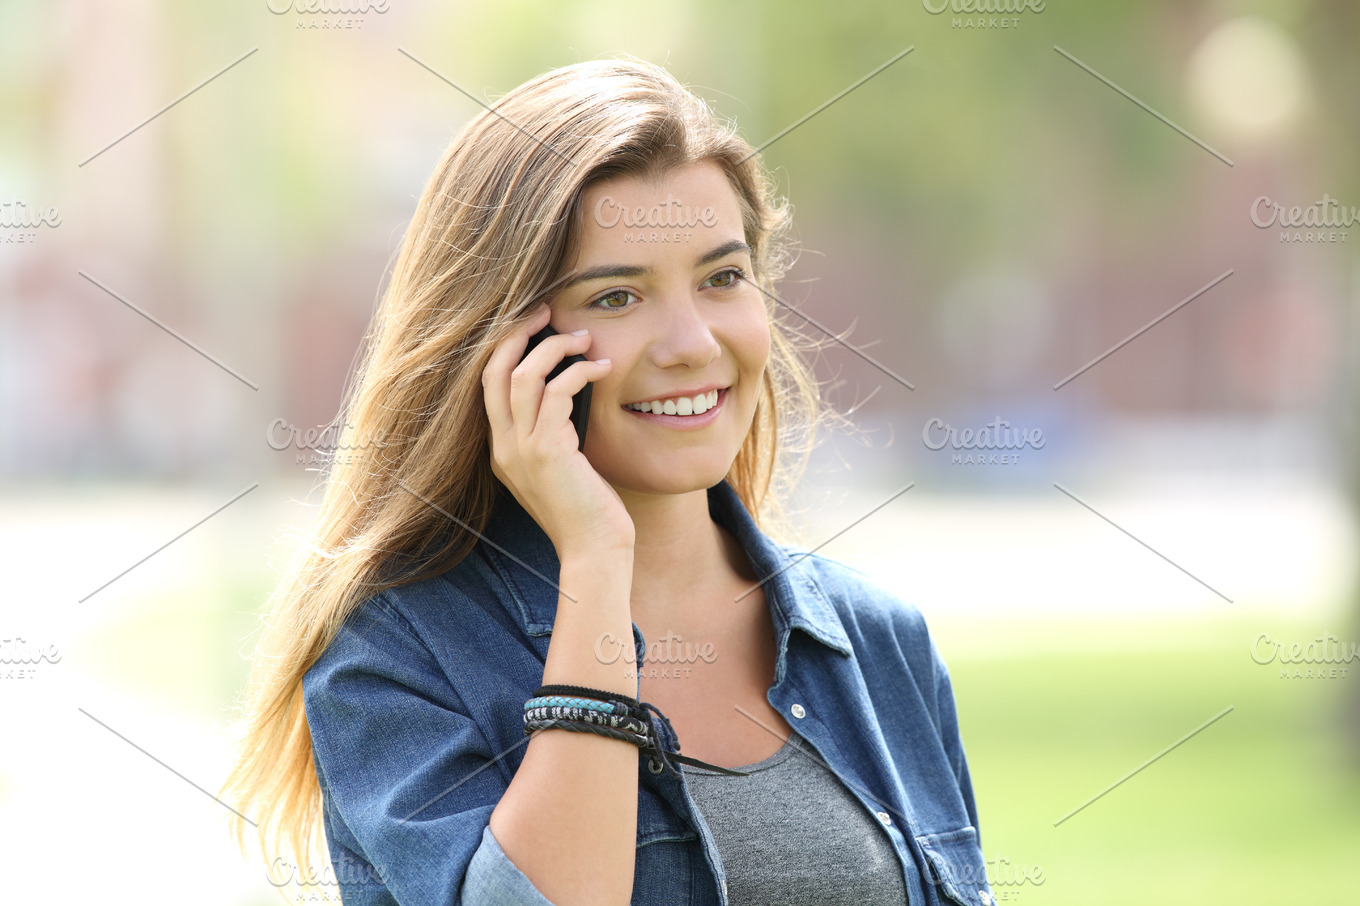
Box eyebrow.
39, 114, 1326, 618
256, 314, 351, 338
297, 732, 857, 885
560, 239, 752, 291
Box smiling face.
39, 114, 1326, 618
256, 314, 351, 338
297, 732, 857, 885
547, 160, 771, 499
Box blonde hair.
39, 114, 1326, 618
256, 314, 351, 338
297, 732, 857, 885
223, 55, 841, 868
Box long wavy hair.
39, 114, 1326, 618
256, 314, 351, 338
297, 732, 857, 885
223, 54, 840, 868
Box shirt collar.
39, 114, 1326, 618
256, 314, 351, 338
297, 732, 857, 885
476, 479, 854, 666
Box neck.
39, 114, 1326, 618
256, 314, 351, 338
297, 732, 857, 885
616, 484, 741, 629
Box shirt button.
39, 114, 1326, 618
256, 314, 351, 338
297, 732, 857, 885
980, 892, 993, 906
790, 703, 806, 719
875, 811, 892, 825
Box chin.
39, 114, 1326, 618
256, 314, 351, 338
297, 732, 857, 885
598, 452, 736, 498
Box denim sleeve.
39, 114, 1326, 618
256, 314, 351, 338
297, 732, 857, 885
927, 633, 983, 844
302, 593, 554, 906
465, 825, 557, 905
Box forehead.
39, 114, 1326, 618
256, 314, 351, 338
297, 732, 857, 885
574, 160, 746, 262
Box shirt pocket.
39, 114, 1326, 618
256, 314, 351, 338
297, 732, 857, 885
634, 784, 699, 905
916, 826, 994, 906
637, 782, 698, 847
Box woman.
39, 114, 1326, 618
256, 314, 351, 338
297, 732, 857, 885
225, 57, 993, 906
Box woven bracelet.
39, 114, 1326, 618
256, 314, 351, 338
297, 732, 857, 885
523, 706, 647, 735
524, 717, 650, 748
534, 684, 641, 712
524, 695, 626, 715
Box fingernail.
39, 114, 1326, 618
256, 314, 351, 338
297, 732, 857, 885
594, 358, 610, 364
570, 328, 589, 336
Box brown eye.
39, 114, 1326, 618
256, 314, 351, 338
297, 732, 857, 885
705, 267, 745, 289
590, 289, 637, 311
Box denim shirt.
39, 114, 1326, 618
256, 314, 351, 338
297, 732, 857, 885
302, 479, 994, 906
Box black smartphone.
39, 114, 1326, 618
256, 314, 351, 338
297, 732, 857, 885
521, 323, 592, 452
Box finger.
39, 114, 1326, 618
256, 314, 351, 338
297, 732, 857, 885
507, 330, 594, 441
483, 304, 552, 437
532, 358, 612, 443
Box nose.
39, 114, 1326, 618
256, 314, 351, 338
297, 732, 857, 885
650, 291, 722, 370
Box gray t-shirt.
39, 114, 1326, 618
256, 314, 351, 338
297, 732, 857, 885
681, 732, 910, 904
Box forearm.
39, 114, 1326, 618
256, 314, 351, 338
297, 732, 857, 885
489, 549, 638, 906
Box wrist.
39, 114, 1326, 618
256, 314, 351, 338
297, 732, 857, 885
556, 539, 635, 568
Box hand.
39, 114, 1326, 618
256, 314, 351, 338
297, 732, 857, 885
482, 304, 635, 558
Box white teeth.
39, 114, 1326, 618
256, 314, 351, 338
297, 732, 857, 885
626, 389, 720, 415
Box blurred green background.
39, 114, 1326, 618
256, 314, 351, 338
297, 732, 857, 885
2, 1, 1357, 903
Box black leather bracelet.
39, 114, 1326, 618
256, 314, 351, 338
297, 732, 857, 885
528, 683, 750, 777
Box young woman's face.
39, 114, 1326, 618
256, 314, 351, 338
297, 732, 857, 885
548, 160, 771, 498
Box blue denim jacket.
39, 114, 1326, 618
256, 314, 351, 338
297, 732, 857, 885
303, 479, 994, 906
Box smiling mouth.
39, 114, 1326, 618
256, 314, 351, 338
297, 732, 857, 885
622, 388, 723, 416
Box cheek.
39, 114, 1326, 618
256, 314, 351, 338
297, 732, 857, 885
735, 306, 772, 376
580, 334, 626, 390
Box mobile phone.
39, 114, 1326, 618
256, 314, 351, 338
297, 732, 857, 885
521, 323, 592, 452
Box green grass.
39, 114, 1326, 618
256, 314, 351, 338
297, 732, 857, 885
949, 624, 1360, 903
